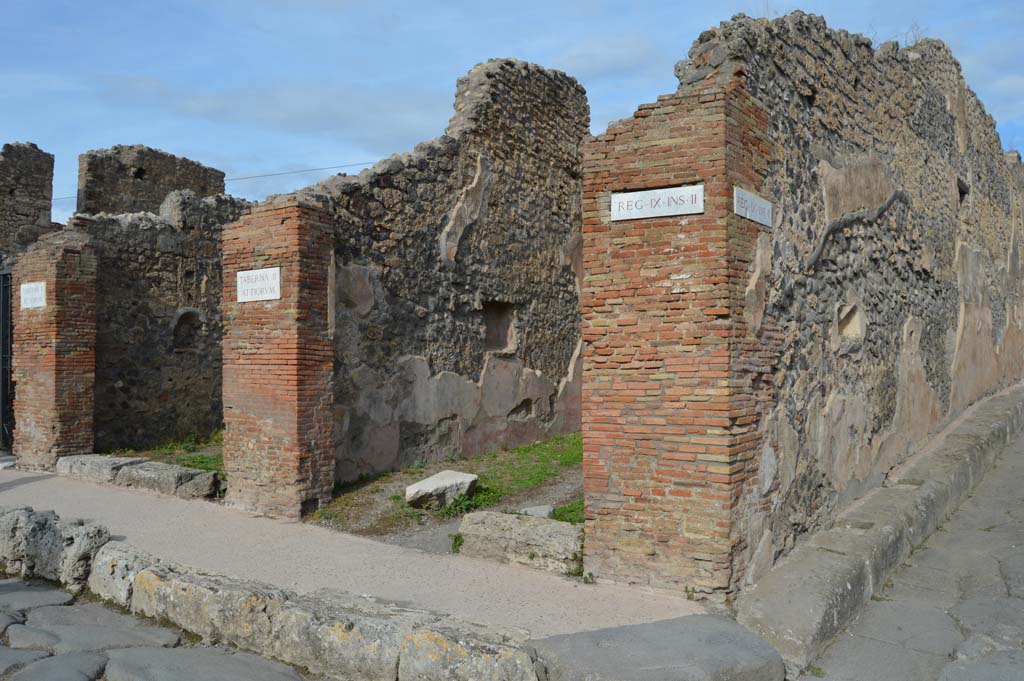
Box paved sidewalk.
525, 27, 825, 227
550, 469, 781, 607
803, 432, 1024, 680
0, 470, 702, 638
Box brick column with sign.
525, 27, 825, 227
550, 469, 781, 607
581, 77, 775, 596
221, 197, 335, 519
12, 231, 97, 470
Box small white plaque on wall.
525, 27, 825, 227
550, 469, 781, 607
610, 184, 704, 221
733, 186, 773, 227
236, 267, 281, 303
20, 282, 46, 309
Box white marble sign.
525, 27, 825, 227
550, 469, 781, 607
20, 282, 45, 309
610, 184, 704, 221
237, 267, 281, 303
733, 186, 773, 227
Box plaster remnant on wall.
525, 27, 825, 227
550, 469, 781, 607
744, 232, 771, 332
440, 153, 493, 264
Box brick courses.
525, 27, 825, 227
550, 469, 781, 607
221, 198, 334, 519
581, 76, 773, 596
12, 231, 97, 470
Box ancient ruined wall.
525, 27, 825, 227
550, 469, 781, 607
72, 191, 248, 450
77, 145, 225, 215
296, 59, 587, 482
0, 142, 59, 255
674, 13, 1024, 587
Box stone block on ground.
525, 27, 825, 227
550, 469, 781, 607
10, 651, 108, 681
54, 456, 147, 485
939, 650, 1024, 681
528, 614, 785, 681
104, 647, 302, 681
405, 470, 477, 508
0, 456, 16, 470
113, 461, 217, 499
7, 604, 179, 653
87, 543, 158, 609
458, 511, 583, 575
520, 505, 553, 519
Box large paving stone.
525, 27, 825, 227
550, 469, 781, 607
405, 470, 477, 507
8, 604, 178, 653
9, 652, 107, 681
528, 614, 785, 681
940, 650, 1024, 681
458, 511, 583, 574
995, 547, 1024, 598
0, 580, 72, 612
847, 601, 962, 656
810, 633, 950, 681
87, 543, 158, 608
104, 647, 302, 681
0, 646, 49, 675
951, 595, 1024, 647
54, 456, 147, 485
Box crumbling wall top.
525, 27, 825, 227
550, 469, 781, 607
77, 144, 225, 216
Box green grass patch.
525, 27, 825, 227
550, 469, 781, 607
552, 499, 584, 524
105, 430, 224, 473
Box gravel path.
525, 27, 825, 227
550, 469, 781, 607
0, 469, 701, 638
804, 432, 1024, 680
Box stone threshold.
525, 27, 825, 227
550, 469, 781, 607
53, 454, 219, 500
736, 383, 1024, 677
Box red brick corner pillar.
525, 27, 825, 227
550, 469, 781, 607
582, 82, 772, 598
12, 231, 97, 470
222, 197, 335, 519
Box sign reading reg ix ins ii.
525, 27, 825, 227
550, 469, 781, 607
236, 267, 281, 303
20, 282, 46, 309
610, 184, 704, 222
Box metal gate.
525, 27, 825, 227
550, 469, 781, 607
0, 256, 13, 448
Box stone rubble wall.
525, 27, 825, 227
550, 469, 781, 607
77, 144, 225, 215
0, 142, 59, 256
676, 13, 1024, 589
69, 191, 248, 451
294, 59, 588, 482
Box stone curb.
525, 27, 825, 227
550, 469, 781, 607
736, 385, 1024, 677
0, 503, 785, 681
53, 455, 219, 500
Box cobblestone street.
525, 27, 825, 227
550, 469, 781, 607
0, 580, 306, 680
805, 434, 1024, 680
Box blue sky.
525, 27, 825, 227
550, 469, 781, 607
3, 1, 1021, 223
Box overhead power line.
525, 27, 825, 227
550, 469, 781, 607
50, 159, 378, 202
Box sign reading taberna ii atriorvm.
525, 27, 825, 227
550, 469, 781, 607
20, 282, 45, 309
610, 184, 704, 221
236, 267, 281, 302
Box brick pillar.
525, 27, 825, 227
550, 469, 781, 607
12, 231, 96, 470
582, 81, 772, 597
222, 197, 334, 519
